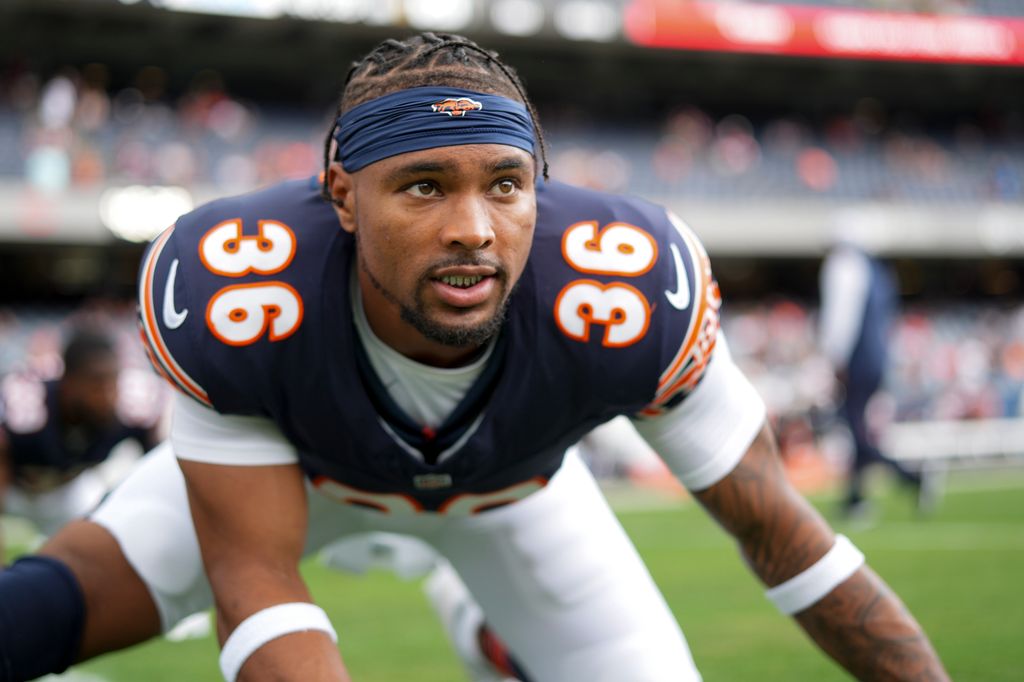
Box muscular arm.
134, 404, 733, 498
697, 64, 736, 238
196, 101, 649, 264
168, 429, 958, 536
692, 424, 948, 681
179, 459, 350, 682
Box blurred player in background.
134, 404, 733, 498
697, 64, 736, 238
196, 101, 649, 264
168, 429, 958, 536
819, 216, 926, 519
0, 32, 948, 682
0, 328, 161, 558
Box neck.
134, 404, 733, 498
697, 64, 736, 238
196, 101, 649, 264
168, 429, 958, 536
357, 269, 484, 368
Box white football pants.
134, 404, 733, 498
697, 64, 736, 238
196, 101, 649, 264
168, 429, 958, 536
91, 443, 702, 682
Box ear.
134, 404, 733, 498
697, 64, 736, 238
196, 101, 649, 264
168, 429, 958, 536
327, 162, 356, 234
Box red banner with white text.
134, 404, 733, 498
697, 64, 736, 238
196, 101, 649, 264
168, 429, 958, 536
624, 0, 1024, 65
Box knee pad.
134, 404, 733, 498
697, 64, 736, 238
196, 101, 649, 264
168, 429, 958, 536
0, 556, 85, 681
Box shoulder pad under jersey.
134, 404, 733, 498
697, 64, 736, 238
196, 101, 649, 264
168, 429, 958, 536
533, 181, 721, 416
137, 177, 341, 412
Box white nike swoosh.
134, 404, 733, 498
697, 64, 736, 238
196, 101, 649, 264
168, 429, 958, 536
162, 259, 188, 330
665, 243, 690, 310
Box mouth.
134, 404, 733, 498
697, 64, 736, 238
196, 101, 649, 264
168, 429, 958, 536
438, 274, 486, 288
428, 266, 500, 308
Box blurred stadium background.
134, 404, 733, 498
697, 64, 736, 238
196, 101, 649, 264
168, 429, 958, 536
1, 0, 1023, 680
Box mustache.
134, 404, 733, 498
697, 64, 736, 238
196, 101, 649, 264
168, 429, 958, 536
423, 256, 507, 280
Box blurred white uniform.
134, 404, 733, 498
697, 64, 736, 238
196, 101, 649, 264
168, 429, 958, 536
92, 334, 765, 682
5, 470, 108, 539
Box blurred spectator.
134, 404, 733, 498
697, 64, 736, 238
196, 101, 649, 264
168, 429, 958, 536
2, 64, 1021, 202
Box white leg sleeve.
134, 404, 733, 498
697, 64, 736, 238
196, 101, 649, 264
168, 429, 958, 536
433, 449, 702, 682
89, 442, 213, 631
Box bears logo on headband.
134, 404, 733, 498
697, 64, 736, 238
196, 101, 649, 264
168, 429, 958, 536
431, 97, 483, 117
335, 87, 536, 172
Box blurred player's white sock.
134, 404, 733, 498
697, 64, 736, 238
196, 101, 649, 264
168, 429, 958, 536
164, 610, 213, 642
423, 561, 518, 682
319, 533, 439, 580
916, 468, 944, 516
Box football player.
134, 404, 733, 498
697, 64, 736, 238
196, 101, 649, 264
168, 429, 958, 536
0, 33, 948, 682
0, 328, 160, 559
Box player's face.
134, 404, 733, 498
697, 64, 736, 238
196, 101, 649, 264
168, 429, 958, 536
63, 356, 119, 425
330, 144, 536, 364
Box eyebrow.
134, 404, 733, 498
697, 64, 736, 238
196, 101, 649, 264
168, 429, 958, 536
385, 161, 453, 184
385, 154, 529, 184
489, 157, 528, 173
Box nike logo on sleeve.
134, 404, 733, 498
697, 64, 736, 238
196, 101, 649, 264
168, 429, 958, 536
664, 243, 690, 310
163, 258, 188, 329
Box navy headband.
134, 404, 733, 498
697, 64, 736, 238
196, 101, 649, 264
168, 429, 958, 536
334, 87, 536, 172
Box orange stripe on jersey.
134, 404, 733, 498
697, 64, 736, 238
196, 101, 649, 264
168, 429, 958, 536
138, 227, 212, 407
656, 225, 713, 391
653, 281, 721, 406
138, 327, 174, 386
651, 326, 718, 407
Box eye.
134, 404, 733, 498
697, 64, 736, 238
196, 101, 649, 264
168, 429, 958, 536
490, 178, 519, 196
404, 181, 439, 198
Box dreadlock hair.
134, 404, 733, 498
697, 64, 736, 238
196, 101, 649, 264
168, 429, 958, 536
320, 32, 548, 202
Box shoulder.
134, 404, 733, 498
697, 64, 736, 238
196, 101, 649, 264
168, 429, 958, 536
534, 180, 710, 284
115, 367, 167, 430
535, 180, 678, 241
0, 374, 50, 435
138, 177, 347, 411
168, 176, 339, 257
527, 181, 722, 413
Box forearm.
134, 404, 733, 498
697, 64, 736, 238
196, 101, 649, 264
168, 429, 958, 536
794, 565, 947, 681
694, 426, 948, 681
181, 459, 348, 682
209, 561, 348, 682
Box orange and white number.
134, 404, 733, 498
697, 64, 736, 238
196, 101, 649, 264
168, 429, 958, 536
313, 477, 424, 515
197, 219, 304, 346
312, 476, 546, 517
561, 221, 658, 276
555, 221, 657, 347
554, 280, 651, 347
206, 282, 304, 346
199, 219, 296, 276
437, 477, 547, 515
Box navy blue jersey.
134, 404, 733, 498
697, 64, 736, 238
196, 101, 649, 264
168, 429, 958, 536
139, 177, 720, 513
0, 376, 158, 492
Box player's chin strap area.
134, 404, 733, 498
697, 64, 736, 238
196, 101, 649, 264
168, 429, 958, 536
764, 534, 865, 615
219, 602, 338, 682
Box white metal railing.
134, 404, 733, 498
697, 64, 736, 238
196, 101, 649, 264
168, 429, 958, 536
881, 417, 1024, 471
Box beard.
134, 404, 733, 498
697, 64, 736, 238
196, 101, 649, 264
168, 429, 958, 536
359, 250, 513, 348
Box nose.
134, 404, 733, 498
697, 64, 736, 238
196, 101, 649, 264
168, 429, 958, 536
439, 196, 495, 251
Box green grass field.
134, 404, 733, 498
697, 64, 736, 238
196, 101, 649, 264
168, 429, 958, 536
22, 471, 1024, 681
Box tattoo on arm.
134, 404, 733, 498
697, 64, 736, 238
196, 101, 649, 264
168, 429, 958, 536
693, 426, 832, 586
795, 567, 948, 681
692, 425, 949, 681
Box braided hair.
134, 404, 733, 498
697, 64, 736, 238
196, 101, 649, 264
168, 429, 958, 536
320, 32, 548, 201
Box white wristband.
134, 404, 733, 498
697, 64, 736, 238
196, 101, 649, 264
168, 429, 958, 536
765, 534, 865, 615
219, 602, 338, 682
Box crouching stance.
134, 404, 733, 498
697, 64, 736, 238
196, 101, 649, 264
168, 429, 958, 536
0, 32, 947, 682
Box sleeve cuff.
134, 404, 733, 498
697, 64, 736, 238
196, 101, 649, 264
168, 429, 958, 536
170, 393, 299, 466
634, 334, 766, 490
